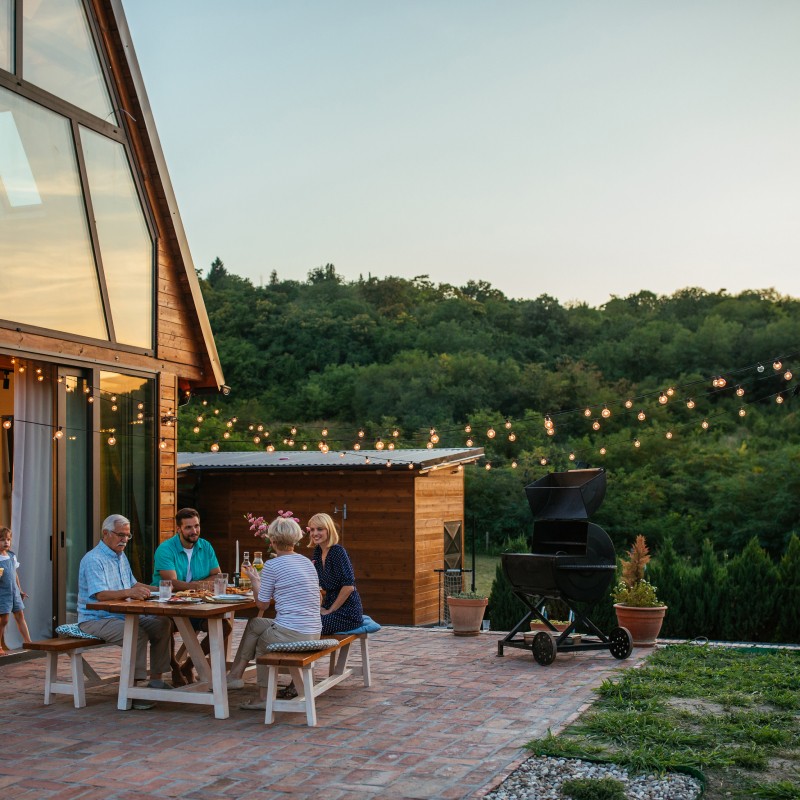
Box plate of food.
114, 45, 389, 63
209, 594, 252, 603
166, 596, 203, 604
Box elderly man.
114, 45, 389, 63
152, 507, 230, 684
78, 514, 172, 707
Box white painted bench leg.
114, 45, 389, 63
299, 666, 316, 726
44, 651, 57, 705
70, 652, 87, 708
264, 666, 278, 725
359, 635, 371, 687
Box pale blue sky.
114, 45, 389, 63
123, 1, 800, 306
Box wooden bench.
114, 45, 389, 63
255, 632, 371, 726
23, 638, 117, 708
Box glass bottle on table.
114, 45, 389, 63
239, 551, 251, 590
253, 551, 264, 573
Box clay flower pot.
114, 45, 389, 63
447, 595, 488, 636
613, 604, 667, 647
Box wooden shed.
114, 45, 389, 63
177, 448, 484, 626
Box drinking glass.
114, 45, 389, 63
214, 573, 228, 596
158, 579, 172, 601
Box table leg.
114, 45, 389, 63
173, 617, 211, 684
206, 617, 229, 719
118, 615, 138, 710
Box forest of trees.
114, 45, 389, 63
181, 258, 800, 569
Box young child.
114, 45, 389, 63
0, 526, 31, 654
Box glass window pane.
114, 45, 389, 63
22, 0, 116, 123
0, 0, 12, 73
100, 372, 154, 582
0, 87, 108, 339
81, 127, 153, 348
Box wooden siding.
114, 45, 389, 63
177, 468, 465, 626
414, 469, 465, 625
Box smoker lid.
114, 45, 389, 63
524, 468, 607, 520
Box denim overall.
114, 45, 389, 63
0, 551, 24, 613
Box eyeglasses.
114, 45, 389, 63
110, 531, 133, 540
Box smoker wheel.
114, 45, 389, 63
531, 631, 557, 665
609, 627, 634, 659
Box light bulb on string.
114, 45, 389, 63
2, 419, 11, 430
136, 412, 143, 420
738, 408, 746, 417
667, 387, 675, 396
540, 457, 548, 466
54, 426, 64, 440
777, 394, 785, 404
658, 392, 668, 404
386, 460, 392, 468
583, 408, 591, 417
358, 429, 365, 439
508, 432, 516, 441
267, 444, 275, 452
504, 419, 512, 429
592, 421, 601, 431
87, 396, 94, 404
322, 428, 329, 436
339, 452, 346, 458
569, 452, 576, 461
484, 463, 491, 470
159, 438, 167, 450
388, 442, 395, 450
464, 424, 472, 434
486, 427, 496, 438
773, 360, 782, 371
226, 420, 233, 428
430, 433, 440, 444
392, 429, 400, 438
601, 406, 611, 418
290, 426, 297, 435
231, 417, 238, 423
736, 386, 745, 397
248, 424, 254, 431
376, 438, 385, 450
196, 415, 203, 423
287, 439, 294, 446
111, 405, 117, 412
257, 424, 264, 432
701, 419, 709, 430
784, 370, 793, 381
633, 438, 641, 448
546, 428, 555, 436
253, 436, 261, 444
301, 444, 308, 451
599, 447, 607, 455
214, 409, 219, 415
665, 430, 673, 439
426, 441, 433, 449
511, 461, 517, 469
686, 398, 695, 409
625, 399, 633, 409
543, 416, 553, 430
223, 431, 230, 439
466, 438, 474, 447
201, 400, 208, 406
637, 410, 646, 421
353, 442, 361, 451
107, 435, 116, 446
210, 442, 220, 452
192, 426, 200, 434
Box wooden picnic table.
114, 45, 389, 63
86, 596, 255, 719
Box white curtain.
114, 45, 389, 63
9, 367, 53, 646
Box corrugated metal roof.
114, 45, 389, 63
177, 448, 484, 473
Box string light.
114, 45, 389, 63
757, 363, 765, 373
159, 438, 167, 449
484, 463, 491, 470
667, 387, 675, 396
107, 435, 116, 446
266, 443, 275, 452
658, 392, 668, 404
290, 426, 297, 435
637, 410, 646, 421
2, 420, 11, 430
388, 441, 395, 450
625, 399, 633, 409
253, 436, 261, 444
776, 394, 784, 404
392, 429, 400, 438
784, 370, 793, 381
633, 438, 641, 448
426, 441, 433, 449
322, 427, 329, 436
701, 419, 709, 429
599, 447, 607, 455
353, 442, 361, 450
773, 360, 782, 371
569, 452, 576, 461
210, 442, 220, 452
486, 427, 496, 438
466, 438, 474, 446
540, 457, 548, 465
543, 416, 553, 430
736, 386, 745, 397
592, 421, 601, 430
665, 430, 673, 439
583, 408, 592, 417
464, 424, 472, 433
601, 406, 611, 418
546, 427, 555, 436
738, 408, 746, 417
508, 432, 516, 441
376, 438, 385, 450
511, 461, 517, 468
358, 429, 365, 438
54, 426, 64, 440
223, 431, 230, 439
504, 419, 512, 429
686, 398, 696, 409
192, 426, 200, 434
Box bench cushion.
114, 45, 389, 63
55, 623, 103, 641
339, 615, 381, 635
265, 638, 340, 653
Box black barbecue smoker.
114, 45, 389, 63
498, 468, 634, 665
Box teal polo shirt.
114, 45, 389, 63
152, 535, 220, 585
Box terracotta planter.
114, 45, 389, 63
447, 596, 488, 636
614, 604, 667, 647
529, 620, 570, 633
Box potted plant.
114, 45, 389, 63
612, 535, 667, 647
447, 591, 489, 637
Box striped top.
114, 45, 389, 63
258, 553, 322, 636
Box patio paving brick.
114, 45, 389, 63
0, 623, 648, 799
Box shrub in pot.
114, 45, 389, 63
447, 591, 488, 637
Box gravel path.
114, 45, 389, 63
483, 755, 702, 800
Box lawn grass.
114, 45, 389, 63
464, 552, 499, 598
526, 644, 800, 800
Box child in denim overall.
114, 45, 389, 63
0, 526, 32, 654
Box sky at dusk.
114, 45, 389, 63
123, 1, 800, 307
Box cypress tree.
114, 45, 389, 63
722, 537, 778, 642
776, 534, 800, 643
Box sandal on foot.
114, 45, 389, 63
239, 699, 266, 711
226, 676, 244, 689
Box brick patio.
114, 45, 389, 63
1, 623, 647, 799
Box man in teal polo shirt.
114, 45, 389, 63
153, 507, 229, 684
